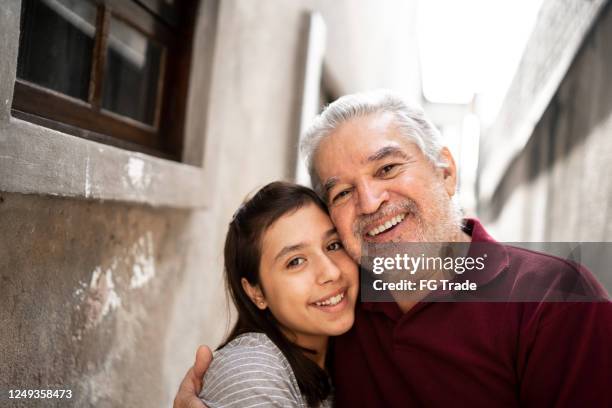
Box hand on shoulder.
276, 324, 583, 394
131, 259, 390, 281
173, 345, 213, 408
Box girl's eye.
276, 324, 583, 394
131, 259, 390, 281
287, 257, 306, 268
327, 241, 343, 251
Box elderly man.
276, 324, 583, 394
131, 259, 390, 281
175, 91, 611, 407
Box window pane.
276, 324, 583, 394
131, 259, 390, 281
102, 17, 163, 125
17, 0, 96, 100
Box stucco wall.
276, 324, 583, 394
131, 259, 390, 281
1, 193, 212, 407
0, 0, 305, 406
0, 0, 421, 406
478, 0, 612, 297
480, 2, 612, 243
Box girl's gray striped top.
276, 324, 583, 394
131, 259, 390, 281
198, 332, 332, 408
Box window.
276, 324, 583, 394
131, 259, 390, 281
12, 0, 198, 160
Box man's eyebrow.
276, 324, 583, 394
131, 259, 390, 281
366, 145, 411, 163
323, 176, 339, 193
274, 243, 305, 263
322, 146, 409, 196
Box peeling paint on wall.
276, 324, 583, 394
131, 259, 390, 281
85, 155, 91, 198
71, 231, 156, 340
84, 264, 122, 329
66, 230, 159, 400
130, 231, 155, 289
124, 157, 152, 191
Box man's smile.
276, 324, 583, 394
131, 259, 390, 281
366, 212, 407, 237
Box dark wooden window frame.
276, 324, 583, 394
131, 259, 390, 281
12, 0, 198, 160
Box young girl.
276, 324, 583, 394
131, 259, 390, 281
199, 182, 359, 407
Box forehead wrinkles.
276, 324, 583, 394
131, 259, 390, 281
319, 114, 414, 168
317, 132, 363, 172
319, 136, 399, 188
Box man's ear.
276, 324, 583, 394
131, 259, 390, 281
241, 278, 267, 310
438, 147, 458, 197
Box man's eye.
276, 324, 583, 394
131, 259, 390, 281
287, 257, 306, 268
378, 164, 398, 176
331, 189, 351, 204
327, 241, 343, 251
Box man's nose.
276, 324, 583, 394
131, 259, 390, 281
356, 180, 388, 215
316, 254, 342, 285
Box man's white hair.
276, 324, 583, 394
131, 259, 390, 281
300, 89, 448, 199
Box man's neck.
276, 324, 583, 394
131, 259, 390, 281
395, 227, 473, 313
396, 299, 419, 313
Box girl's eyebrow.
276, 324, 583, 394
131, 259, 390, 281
273, 227, 337, 262
322, 227, 337, 240
274, 243, 305, 263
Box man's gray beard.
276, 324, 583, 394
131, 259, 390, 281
352, 194, 461, 245
358, 192, 464, 283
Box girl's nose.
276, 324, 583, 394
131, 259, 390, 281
316, 254, 342, 285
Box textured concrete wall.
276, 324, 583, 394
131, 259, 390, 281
0, 0, 420, 407
480, 1, 612, 289
0, 0, 305, 406
477, 0, 608, 203
1, 194, 206, 407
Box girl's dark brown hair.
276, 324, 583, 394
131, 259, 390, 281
220, 181, 331, 406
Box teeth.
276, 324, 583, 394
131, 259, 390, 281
315, 291, 345, 307
367, 213, 406, 237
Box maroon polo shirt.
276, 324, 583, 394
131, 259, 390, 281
332, 219, 612, 407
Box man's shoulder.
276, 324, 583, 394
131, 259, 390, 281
502, 244, 609, 301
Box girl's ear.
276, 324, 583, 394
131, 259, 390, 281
241, 278, 267, 310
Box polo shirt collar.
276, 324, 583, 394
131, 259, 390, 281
460, 218, 509, 286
